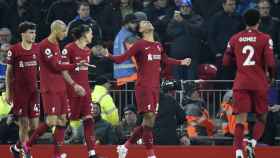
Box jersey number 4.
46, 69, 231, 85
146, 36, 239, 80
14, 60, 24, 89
242, 45, 256, 66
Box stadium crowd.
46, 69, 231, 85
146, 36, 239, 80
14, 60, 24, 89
0, 0, 280, 151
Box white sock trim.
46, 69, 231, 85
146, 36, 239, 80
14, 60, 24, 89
89, 150, 96, 156
251, 139, 257, 148
236, 149, 243, 157
14, 144, 20, 152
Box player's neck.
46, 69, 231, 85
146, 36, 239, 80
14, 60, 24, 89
246, 25, 258, 31
75, 40, 87, 49
21, 41, 32, 50
47, 34, 58, 44
142, 32, 154, 42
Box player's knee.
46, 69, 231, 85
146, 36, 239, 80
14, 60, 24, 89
46, 116, 57, 126
57, 115, 68, 126
142, 112, 156, 127
18, 118, 29, 129
30, 119, 39, 130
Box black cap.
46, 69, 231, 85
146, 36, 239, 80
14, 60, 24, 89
123, 13, 138, 24
123, 105, 137, 114
134, 11, 147, 22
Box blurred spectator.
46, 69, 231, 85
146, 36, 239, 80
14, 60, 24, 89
46, 0, 78, 26
66, 1, 103, 46
166, 0, 204, 80
115, 105, 139, 144
91, 102, 118, 144
8, 0, 41, 42
191, 0, 223, 20
0, 0, 9, 28
143, 0, 152, 8
144, 0, 174, 42
112, 14, 140, 84
91, 76, 120, 126
235, 0, 257, 16
88, 0, 113, 43
258, 0, 280, 59
270, 0, 280, 19
0, 92, 18, 144
115, 35, 141, 86
0, 28, 11, 82
154, 90, 187, 145
182, 86, 215, 145
208, 0, 243, 83
101, 0, 143, 41
0, 28, 12, 45
260, 87, 280, 145
67, 103, 117, 145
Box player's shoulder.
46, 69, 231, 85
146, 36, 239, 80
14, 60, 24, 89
64, 42, 75, 49
9, 43, 21, 52
258, 31, 271, 40
32, 43, 40, 49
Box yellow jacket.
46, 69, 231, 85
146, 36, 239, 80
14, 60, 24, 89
92, 85, 119, 126
0, 92, 11, 117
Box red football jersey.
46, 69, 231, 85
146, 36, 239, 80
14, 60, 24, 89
6, 43, 39, 92
62, 42, 91, 97
109, 39, 181, 88
39, 38, 76, 92
223, 29, 276, 90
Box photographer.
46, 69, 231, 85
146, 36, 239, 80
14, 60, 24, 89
166, 0, 204, 80
181, 82, 214, 145
154, 80, 189, 145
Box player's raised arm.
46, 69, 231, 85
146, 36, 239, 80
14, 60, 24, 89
223, 38, 235, 66
41, 47, 77, 71
162, 50, 191, 66
264, 37, 277, 80
102, 42, 139, 64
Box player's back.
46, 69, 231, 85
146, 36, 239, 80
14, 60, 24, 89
39, 38, 66, 92
230, 29, 272, 90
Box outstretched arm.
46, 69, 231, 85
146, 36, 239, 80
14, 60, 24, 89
162, 51, 191, 66
96, 43, 139, 64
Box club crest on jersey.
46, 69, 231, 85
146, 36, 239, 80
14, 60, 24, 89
45, 48, 53, 58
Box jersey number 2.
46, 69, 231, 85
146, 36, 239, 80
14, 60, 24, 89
242, 45, 256, 66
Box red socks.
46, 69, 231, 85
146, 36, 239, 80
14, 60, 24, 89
53, 126, 66, 156
253, 121, 265, 141
125, 125, 144, 147
125, 125, 155, 157
83, 119, 96, 151
27, 123, 49, 147
234, 123, 244, 150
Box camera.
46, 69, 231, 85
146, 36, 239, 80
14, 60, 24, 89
160, 79, 198, 93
